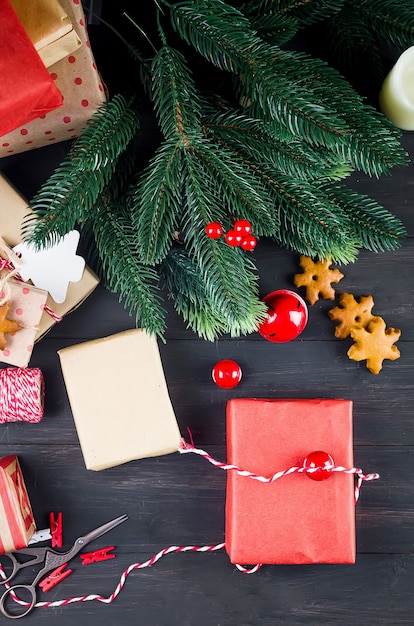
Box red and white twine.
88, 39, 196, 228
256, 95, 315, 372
0, 258, 62, 322
178, 438, 379, 504
0, 438, 378, 612
0, 367, 44, 423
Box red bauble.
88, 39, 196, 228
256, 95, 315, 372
234, 219, 252, 236
205, 222, 223, 239
212, 359, 242, 389
225, 230, 243, 246
257, 289, 308, 343
240, 234, 257, 251
303, 450, 334, 481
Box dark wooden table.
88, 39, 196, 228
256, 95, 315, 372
1, 17, 414, 626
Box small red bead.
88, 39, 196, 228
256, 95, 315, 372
206, 222, 223, 239
303, 451, 334, 481
240, 234, 257, 251
234, 219, 252, 236
257, 290, 308, 343
212, 359, 242, 389
225, 230, 243, 246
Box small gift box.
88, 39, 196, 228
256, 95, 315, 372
58, 329, 182, 471
0, 455, 36, 554
10, 0, 82, 68
0, 0, 63, 138
225, 398, 355, 565
0, 174, 99, 341
0, 0, 106, 157
0, 279, 48, 367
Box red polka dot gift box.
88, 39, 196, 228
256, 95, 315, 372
0, 0, 106, 158
225, 398, 356, 565
0, 279, 48, 368
0, 0, 63, 138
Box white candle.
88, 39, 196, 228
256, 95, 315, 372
379, 46, 414, 131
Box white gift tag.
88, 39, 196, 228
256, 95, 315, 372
14, 230, 86, 303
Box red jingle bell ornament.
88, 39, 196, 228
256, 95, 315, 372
212, 359, 242, 389
257, 289, 308, 343
303, 450, 334, 481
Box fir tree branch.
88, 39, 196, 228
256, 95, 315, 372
263, 174, 360, 263
243, 0, 346, 27
131, 138, 183, 265
202, 104, 352, 182
181, 149, 266, 333
24, 95, 141, 245
243, 11, 298, 47
160, 246, 229, 340
169, 1, 356, 145
317, 3, 384, 103
87, 200, 166, 336
358, 0, 414, 51
323, 183, 406, 252
191, 137, 279, 234
171, 1, 408, 172
150, 44, 203, 139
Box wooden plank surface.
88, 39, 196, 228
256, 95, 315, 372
0, 17, 413, 626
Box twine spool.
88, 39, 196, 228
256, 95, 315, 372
0, 368, 44, 423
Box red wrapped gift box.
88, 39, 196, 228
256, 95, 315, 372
0, 0, 63, 137
0, 0, 106, 157
225, 398, 355, 565
0, 455, 36, 553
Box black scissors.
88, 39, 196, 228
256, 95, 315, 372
0, 513, 128, 619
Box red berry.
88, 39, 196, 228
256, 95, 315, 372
240, 234, 257, 251
234, 219, 252, 236
212, 359, 242, 389
303, 451, 334, 481
257, 289, 308, 343
225, 230, 242, 246
205, 222, 223, 239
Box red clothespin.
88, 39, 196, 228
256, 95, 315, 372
80, 546, 116, 565
39, 563, 72, 593
50, 512, 63, 548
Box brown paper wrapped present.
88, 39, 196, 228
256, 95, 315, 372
0, 174, 99, 341
58, 329, 182, 471
0, 0, 106, 157
10, 0, 82, 68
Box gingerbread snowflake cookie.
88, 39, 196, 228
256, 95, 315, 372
328, 293, 376, 338
293, 256, 344, 305
347, 316, 401, 374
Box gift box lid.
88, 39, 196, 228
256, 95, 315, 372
10, 0, 82, 67
225, 398, 356, 565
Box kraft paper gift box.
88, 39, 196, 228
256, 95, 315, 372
0, 0, 106, 157
225, 398, 355, 565
0, 0, 63, 138
0, 174, 99, 341
58, 329, 182, 471
10, 0, 82, 68
0, 455, 36, 554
